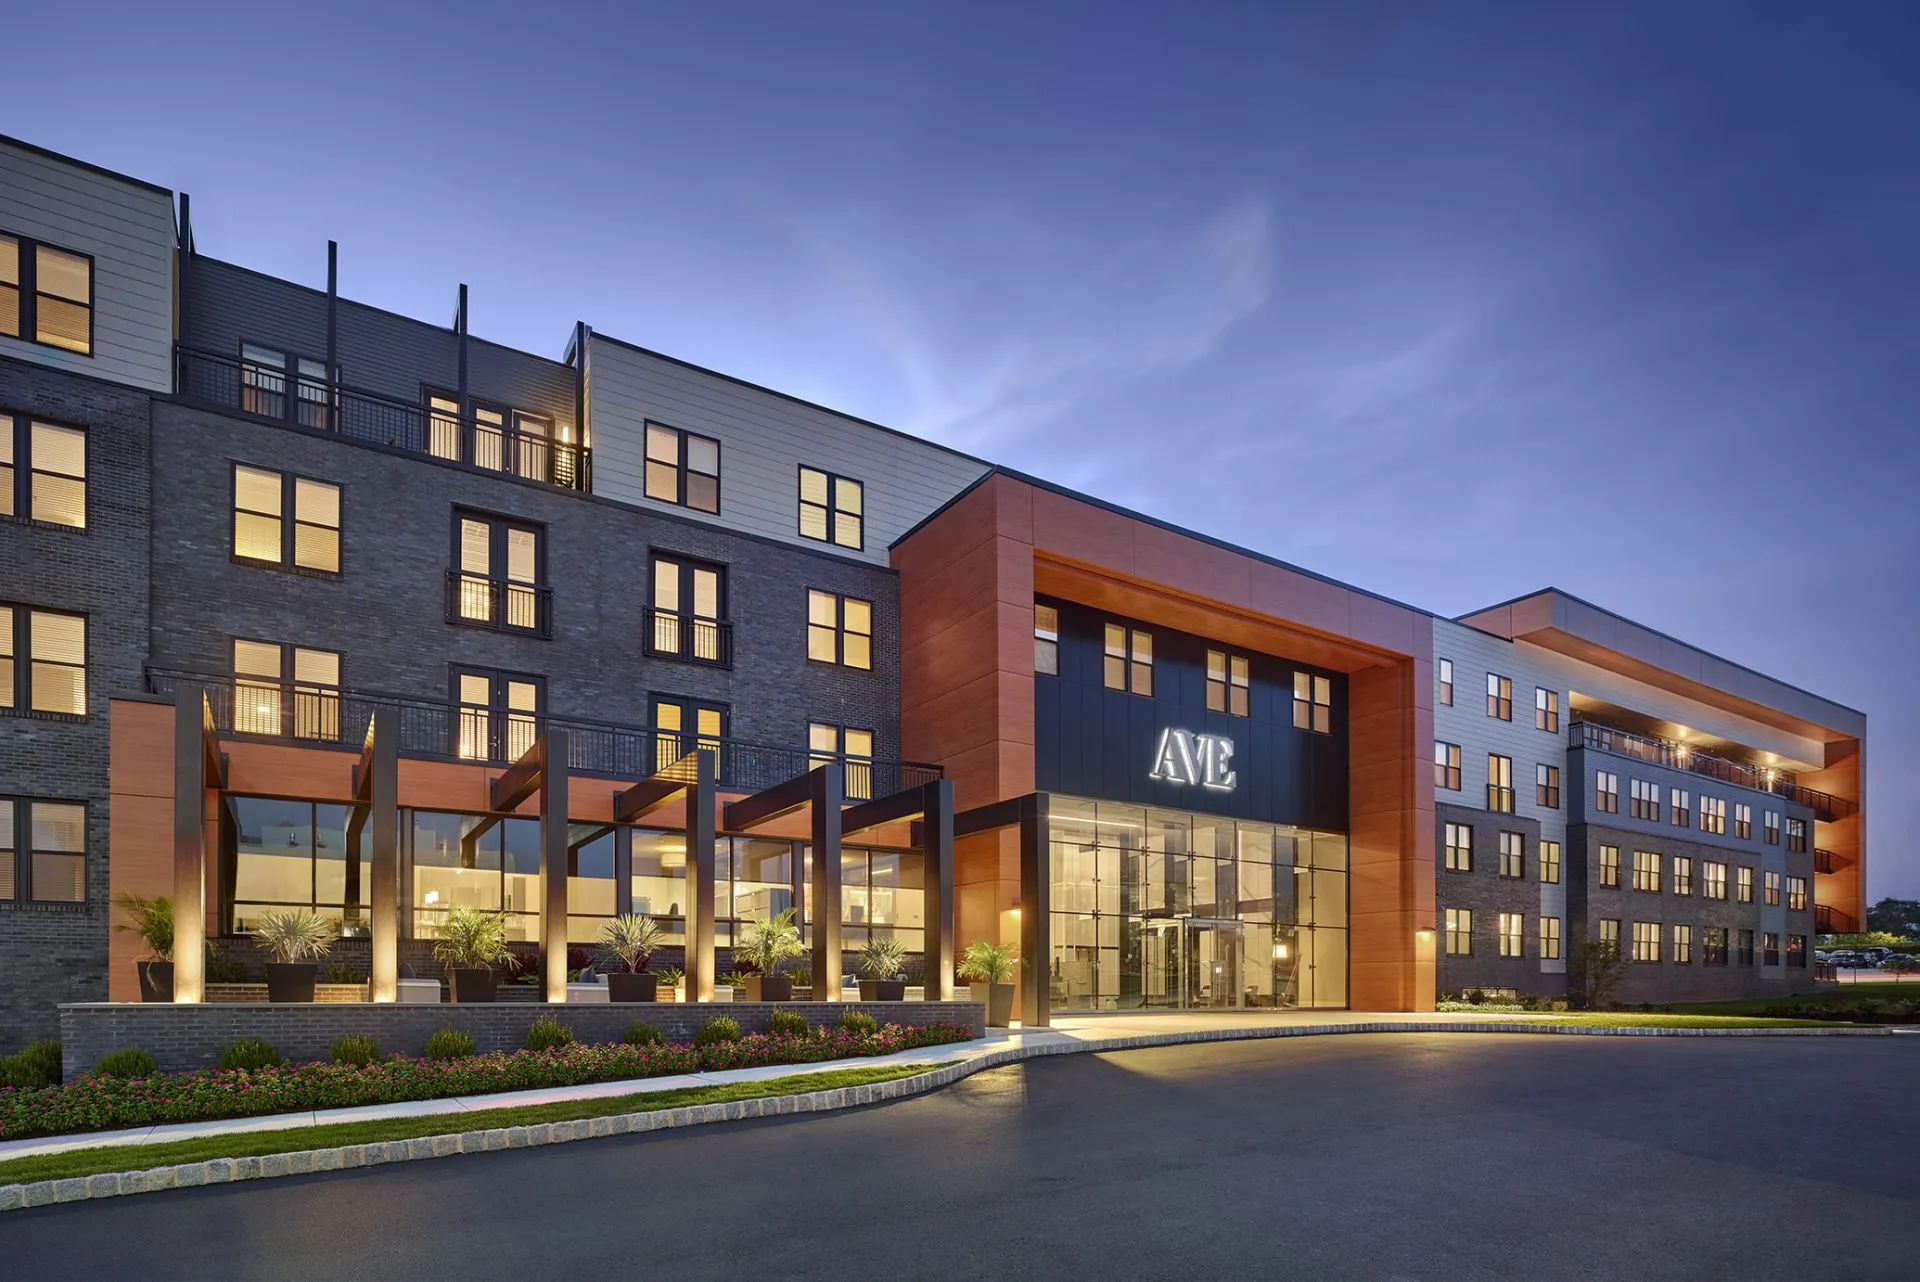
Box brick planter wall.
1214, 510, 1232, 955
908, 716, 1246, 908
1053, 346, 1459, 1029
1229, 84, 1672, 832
58, 1001, 986, 1080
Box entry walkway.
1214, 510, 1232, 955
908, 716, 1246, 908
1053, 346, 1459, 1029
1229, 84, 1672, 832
0, 1009, 1550, 1162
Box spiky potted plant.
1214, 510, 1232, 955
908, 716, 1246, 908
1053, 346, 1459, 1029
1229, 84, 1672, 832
254, 908, 338, 1002
597, 913, 663, 1002
960, 939, 1019, 1027
736, 908, 805, 1002
856, 935, 909, 1002
114, 893, 175, 1002
434, 906, 512, 1002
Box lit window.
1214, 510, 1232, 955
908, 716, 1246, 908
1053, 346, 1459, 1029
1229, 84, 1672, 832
1672, 924, 1693, 964
644, 423, 720, 513
242, 343, 335, 430
232, 465, 341, 574
1486, 673, 1512, 720
1595, 771, 1619, 814
1734, 803, 1752, 840
1103, 624, 1152, 695
1034, 604, 1059, 676
1632, 921, 1660, 963
1632, 850, 1660, 892
1444, 822, 1472, 872
1670, 788, 1691, 827
1599, 844, 1620, 888
1499, 831, 1523, 879
453, 513, 545, 634
1786, 818, 1806, 852
1540, 915, 1562, 960
1206, 650, 1250, 717
1437, 658, 1453, 706
649, 556, 727, 664
1499, 912, 1524, 957
1535, 687, 1558, 732
0, 232, 92, 355
453, 669, 542, 763
1536, 763, 1560, 808
1292, 671, 1331, 734
0, 799, 86, 903
232, 639, 341, 741
1703, 861, 1727, 901
1600, 918, 1620, 949
0, 417, 87, 528
1672, 856, 1693, 895
1539, 839, 1561, 885
1434, 741, 1461, 790
809, 723, 874, 801
1736, 865, 1753, 904
1764, 811, 1780, 845
0, 605, 86, 717
1629, 779, 1659, 821
1787, 876, 1807, 911
798, 467, 863, 550
1699, 796, 1727, 835
652, 695, 724, 776
1487, 754, 1514, 813
1765, 870, 1781, 906
807, 590, 872, 670
1444, 907, 1472, 956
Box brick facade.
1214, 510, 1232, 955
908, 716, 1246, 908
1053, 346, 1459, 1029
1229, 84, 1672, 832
1434, 803, 1559, 997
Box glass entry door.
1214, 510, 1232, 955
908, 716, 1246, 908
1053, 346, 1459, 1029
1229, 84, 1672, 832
1185, 919, 1244, 1009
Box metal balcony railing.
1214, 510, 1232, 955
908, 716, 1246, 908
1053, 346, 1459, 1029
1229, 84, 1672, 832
1814, 904, 1857, 934
176, 346, 590, 493
643, 608, 733, 667
148, 669, 942, 797
444, 571, 553, 637
1570, 721, 1855, 821
1812, 848, 1855, 875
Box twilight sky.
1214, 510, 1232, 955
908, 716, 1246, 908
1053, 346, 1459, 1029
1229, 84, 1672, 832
12, 1, 1916, 897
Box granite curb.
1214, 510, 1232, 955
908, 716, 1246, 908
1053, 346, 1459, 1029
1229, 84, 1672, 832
0, 1019, 1892, 1213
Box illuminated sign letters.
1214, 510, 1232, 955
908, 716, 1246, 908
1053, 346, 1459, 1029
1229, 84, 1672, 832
1147, 728, 1237, 792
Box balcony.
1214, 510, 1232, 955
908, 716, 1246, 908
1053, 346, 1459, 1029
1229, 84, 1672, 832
643, 608, 734, 667
1570, 721, 1855, 822
148, 669, 941, 797
1813, 848, 1856, 875
176, 346, 590, 492
444, 571, 553, 637
1814, 905, 1857, 933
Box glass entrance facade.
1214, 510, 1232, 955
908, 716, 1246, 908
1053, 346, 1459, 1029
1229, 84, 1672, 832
1047, 795, 1349, 1010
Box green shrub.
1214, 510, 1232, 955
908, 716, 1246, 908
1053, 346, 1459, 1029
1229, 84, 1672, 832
767, 1008, 811, 1038
524, 1016, 575, 1052
622, 1022, 664, 1046
0, 1040, 62, 1088
205, 959, 252, 983
321, 963, 364, 985
91, 1048, 157, 1079
218, 1038, 281, 1072
838, 1009, 879, 1035
694, 1016, 741, 1046
331, 1034, 382, 1067
424, 1029, 476, 1061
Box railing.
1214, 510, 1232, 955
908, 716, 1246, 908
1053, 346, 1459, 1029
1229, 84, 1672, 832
1812, 848, 1855, 875
1570, 721, 1855, 821
444, 571, 553, 637
148, 670, 942, 797
176, 346, 590, 493
1814, 905, 1857, 933
643, 608, 734, 667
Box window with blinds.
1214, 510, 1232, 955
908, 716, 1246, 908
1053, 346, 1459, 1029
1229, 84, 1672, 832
0, 415, 87, 528
0, 607, 87, 717
644, 423, 720, 513
799, 467, 864, 549
455, 667, 542, 762
650, 556, 726, 662
807, 590, 872, 669
810, 723, 875, 800
233, 639, 341, 740
0, 232, 92, 355
233, 465, 341, 573
453, 513, 544, 633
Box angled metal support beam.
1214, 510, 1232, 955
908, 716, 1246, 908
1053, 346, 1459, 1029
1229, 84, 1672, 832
613, 764, 693, 824
954, 795, 1026, 839
839, 784, 929, 837
568, 822, 613, 851
810, 764, 845, 999
491, 738, 547, 814
541, 730, 570, 1003
173, 687, 208, 1004
723, 769, 816, 832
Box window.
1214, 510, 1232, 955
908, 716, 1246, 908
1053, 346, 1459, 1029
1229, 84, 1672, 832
1540, 915, 1562, 960
1736, 928, 1755, 967
1206, 650, 1250, 717
1434, 742, 1461, 791
1535, 687, 1559, 732
652, 695, 725, 775
644, 423, 720, 513
1764, 871, 1781, 907
1539, 839, 1561, 885
798, 467, 862, 549
1444, 822, 1473, 872
232, 465, 341, 574
1487, 754, 1514, 813
1786, 818, 1806, 853
1703, 926, 1728, 966
1763, 932, 1780, 966
454, 668, 542, 763
1034, 604, 1059, 675
1599, 844, 1619, 888
1595, 771, 1619, 814
1703, 861, 1727, 900
1670, 788, 1691, 827
1292, 671, 1331, 733
232, 639, 341, 741
1672, 856, 1693, 896
1632, 850, 1661, 893
1736, 865, 1753, 904
1498, 832, 1524, 880
0, 798, 86, 903
807, 590, 873, 670
809, 723, 874, 801
1764, 811, 1780, 845
1699, 796, 1726, 835
0, 605, 86, 717
1599, 918, 1620, 949
1444, 907, 1472, 956
0, 415, 86, 528
0, 232, 92, 355
1498, 912, 1524, 958
1787, 934, 1807, 967
1536, 763, 1560, 808
1629, 779, 1659, 821
649, 556, 727, 664
1673, 923, 1693, 964
1734, 803, 1752, 840
452, 513, 545, 634
1787, 876, 1807, 912
1103, 624, 1153, 695
1632, 921, 1660, 963
1437, 659, 1453, 706
1486, 673, 1512, 720
241, 344, 336, 430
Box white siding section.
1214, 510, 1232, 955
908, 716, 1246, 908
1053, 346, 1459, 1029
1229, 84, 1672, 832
0, 141, 175, 392
585, 337, 989, 563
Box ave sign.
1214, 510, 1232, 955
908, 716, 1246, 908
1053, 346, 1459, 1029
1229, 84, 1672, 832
1147, 728, 1237, 793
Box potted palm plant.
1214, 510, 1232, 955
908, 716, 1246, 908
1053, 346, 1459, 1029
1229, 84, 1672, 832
856, 935, 909, 1001
255, 908, 338, 1002
597, 913, 663, 1002
960, 939, 1019, 1027
435, 905, 512, 1002
736, 908, 805, 1002
114, 893, 175, 1002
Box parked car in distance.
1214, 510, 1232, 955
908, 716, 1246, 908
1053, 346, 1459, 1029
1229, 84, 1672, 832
1827, 952, 1865, 968
1861, 947, 1891, 963
1877, 953, 1916, 971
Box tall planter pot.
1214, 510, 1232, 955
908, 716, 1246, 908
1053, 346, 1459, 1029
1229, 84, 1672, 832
746, 975, 793, 1002
607, 972, 658, 1003
448, 968, 497, 1003
858, 979, 906, 1002
971, 980, 1015, 1027
136, 961, 174, 1004
265, 962, 318, 1003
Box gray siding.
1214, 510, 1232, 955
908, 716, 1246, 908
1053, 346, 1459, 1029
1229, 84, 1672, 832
585, 336, 989, 565
0, 140, 175, 393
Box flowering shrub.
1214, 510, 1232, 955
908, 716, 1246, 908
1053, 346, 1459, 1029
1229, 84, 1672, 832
0, 1023, 974, 1141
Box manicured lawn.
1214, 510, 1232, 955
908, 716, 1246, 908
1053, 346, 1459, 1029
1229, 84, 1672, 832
0, 1062, 951, 1188
1539, 1013, 1850, 1029
1665, 983, 1915, 1016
